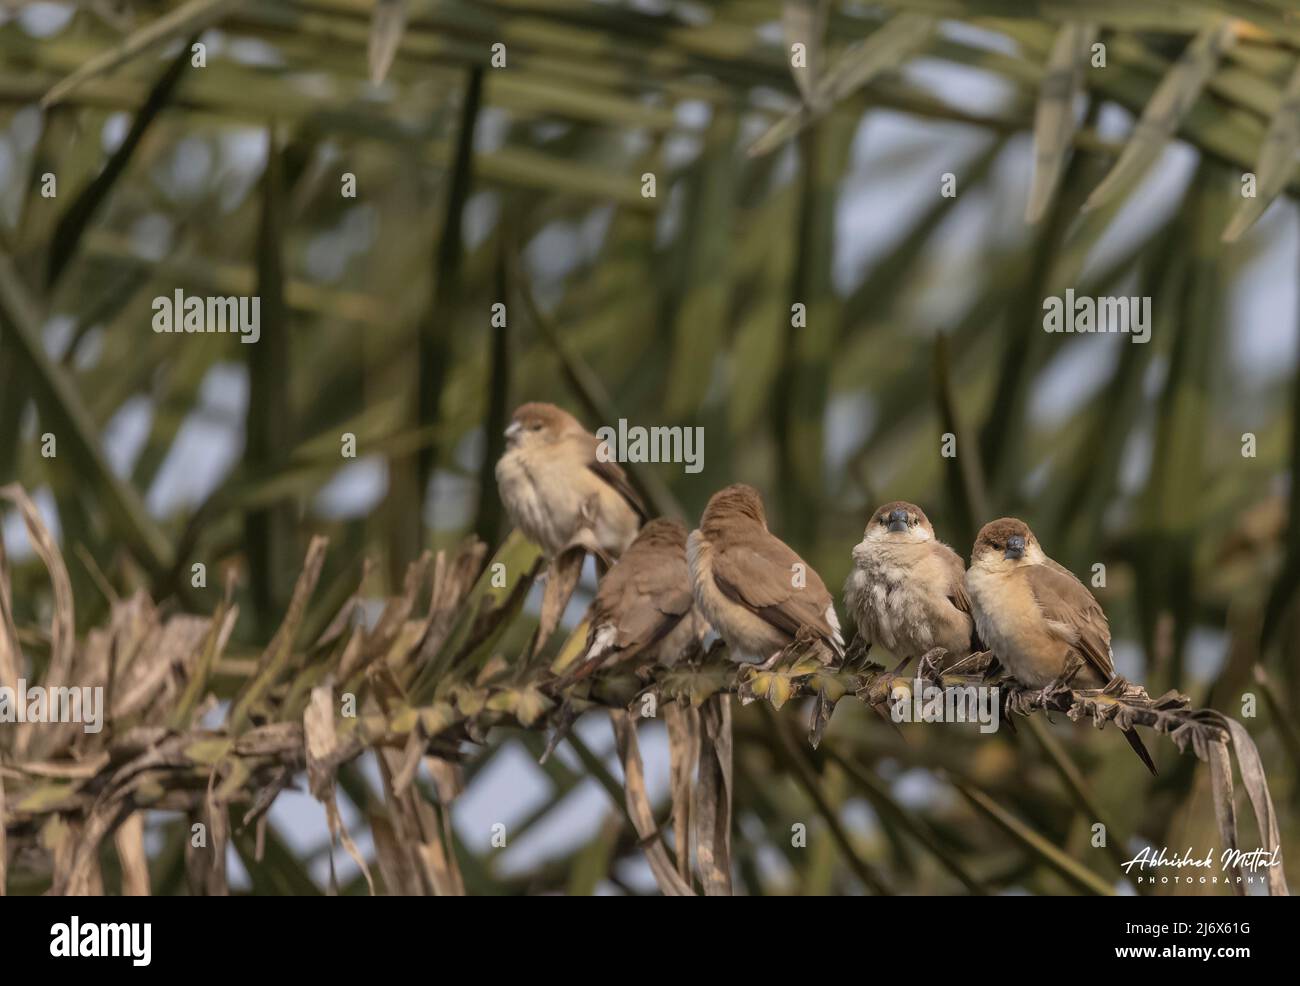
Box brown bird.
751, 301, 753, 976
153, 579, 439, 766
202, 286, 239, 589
557, 518, 707, 685
965, 518, 1157, 775
495, 402, 646, 564
687, 484, 844, 666
843, 501, 980, 668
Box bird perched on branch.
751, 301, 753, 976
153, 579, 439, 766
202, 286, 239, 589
688, 484, 844, 666
965, 518, 1157, 775
556, 518, 707, 686
495, 402, 646, 565
843, 500, 981, 669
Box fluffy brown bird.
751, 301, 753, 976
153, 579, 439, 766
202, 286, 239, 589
495, 402, 646, 563
558, 519, 707, 684
687, 484, 844, 665
965, 518, 1156, 775
843, 501, 980, 667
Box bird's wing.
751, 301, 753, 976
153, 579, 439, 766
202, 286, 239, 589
577, 433, 648, 522
1024, 562, 1114, 681
587, 460, 648, 522
618, 553, 693, 654
711, 535, 837, 643
588, 554, 689, 660
632, 563, 693, 620
614, 597, 686, 660
936, 542, 973, 614
935, 542, 984, 650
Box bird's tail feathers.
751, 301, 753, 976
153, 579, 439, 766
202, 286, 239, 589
552, 625, 617, 689
1122, 726, 1158, 776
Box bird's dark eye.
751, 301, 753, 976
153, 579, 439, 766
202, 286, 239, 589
529, 423, 542, 431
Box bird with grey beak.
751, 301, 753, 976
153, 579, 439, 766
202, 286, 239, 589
688, 484, 844, 666
843, 500, 981, 670
495, 402, 647, 565
965, 518, 1157, 775
556, 518, 709, 686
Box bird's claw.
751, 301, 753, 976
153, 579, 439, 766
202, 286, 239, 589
916, 647, 947, 684
1004, 685, 1038, 718
978, 653, 1003, 681
1033, 675, 1076, 719
539, 701, 579, 764
843, 636, 871, 668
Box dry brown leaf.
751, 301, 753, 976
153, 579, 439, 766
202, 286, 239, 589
391, 726, 425, 797
326, 797, 375, 897
376, 745, 463, 895
370, 811, 418, 895
609, 709, 696, 896
113, 811, 150, 896
664, 700, 699, 884
533, 547, 586, 657
304, 683, 373, 893
0, 772, 7, 897
1207, 734, 1243, 895
2, 485, 74, 757
0, 532, 21, 751
1225, 718, 1290, 896
694, 694, 733, 895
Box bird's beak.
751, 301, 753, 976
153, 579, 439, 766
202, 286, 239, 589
1004, 535, 1025, 561
887, 508, 909, 534
504, 421, 522, 446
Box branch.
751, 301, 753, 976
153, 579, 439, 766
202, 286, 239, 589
0, 509, 1288, 896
